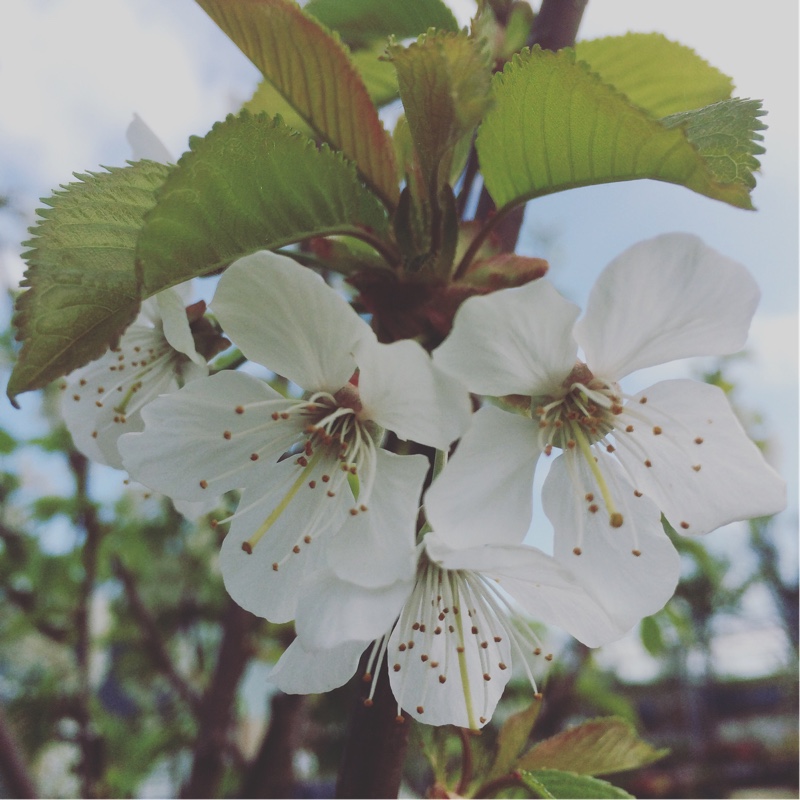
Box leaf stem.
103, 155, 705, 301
473, 771, 526, 798
347, 227, 402, 269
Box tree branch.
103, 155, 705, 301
0, 521, 71, 643
0, 704, 37, 799
527, 0, 590, 51
70, 449, 106, 799
335, 654, 410, 799
240, 692, 306, 798
111, 556, 203, 714
181, 600, 256, 799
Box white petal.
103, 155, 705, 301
156, 287, 206, 366
119, 371, 295, 501
425, 533, 631, 648
136, 296, 162, 326
218, 453, 357, 622
295, 569, 414, 649
356, 338, 472, 450
424, 406, 539, 548
171, 495, 220, 521
433, 279, 579, 396
270, 638, 365, 695
212, 251, 371, 391
328, 450, 427, 588
613, 380, 786, 535
544, 455, 681, 632
126, 113, 174, 163
576, 234, 761, 380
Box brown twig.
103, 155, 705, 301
0, 521, 71, 643
526, 0, 590, 51
111, 555, 203, 714
240, 692, 306, 798
335, 653, 411, 799
0, 704, 37, 799
181, 599, 256, 799
70, 449, 106, 799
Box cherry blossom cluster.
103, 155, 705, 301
61, 232, 785, 730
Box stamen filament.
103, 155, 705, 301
450, 571, 478, 731
365, 634, 391, 705
477, 577, 542, 694
241, 450, 323, 553
570, 421, 621, 524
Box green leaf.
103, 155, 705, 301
518, 716, 668, 776
136, 112, 392, 297
639, 614, 667, 657
662, 98, 766, 189
243, 48, 398, 125
476, 47, 761, 212
503, 2, 535, 58
242, 80, 313, 136
389, 31, 492, 191
307, 235, 389, 275
29, 425, 74, 454
575, 33, 733, 117
305, 0, 459, 48
32, 495, 78, 521
350, 44, 399, 107
0, 427, 16, 454
195, 0, 399, 206
488, 697, 543, 780
8, 161, 170, 401
574, 669, 638, 722
520, 769, 634, 799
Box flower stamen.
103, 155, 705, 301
241, 450, 323, 553
570, 422, 623, 528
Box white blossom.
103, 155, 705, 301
268, 451, 676, 730
60, 288, 207, 469
432, 234, 786, 569
120, 251, 471, 622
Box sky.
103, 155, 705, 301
0, 0, 797, 680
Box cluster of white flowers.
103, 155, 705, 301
61, 229, 785, 729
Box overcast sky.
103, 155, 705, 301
1, 0, 797, 678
